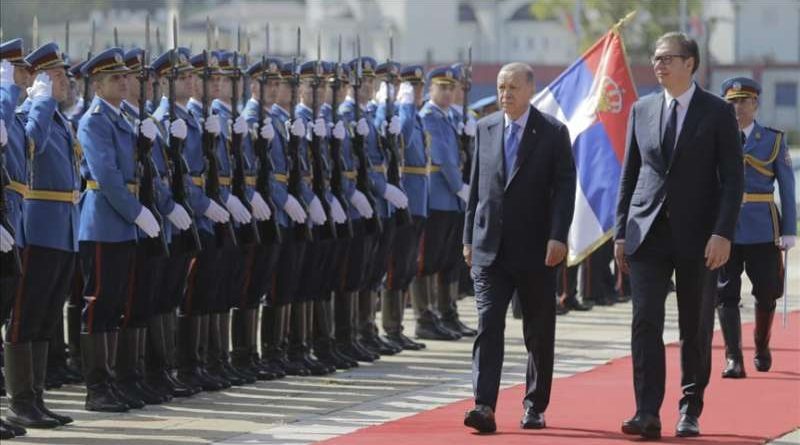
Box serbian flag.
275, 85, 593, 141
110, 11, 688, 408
532, 22, 637, 265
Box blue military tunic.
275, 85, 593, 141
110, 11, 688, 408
77, 97, 142, 243
322, 103, 360, 221
735, 121, 796, 244
339, 98, 392, 218
22, 96, 81, 252
1, 83, 28, 246
296, 102, 337, 209
420, 101, 465, 212
272, 104, 316, 215
398, 102, 429, 218
213, 99, 255, 204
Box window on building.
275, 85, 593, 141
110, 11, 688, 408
775, 82, 798, 107
458, 2, 477, 22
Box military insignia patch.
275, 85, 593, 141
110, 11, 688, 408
114, 53, 123, 64
415, 67, 422, 78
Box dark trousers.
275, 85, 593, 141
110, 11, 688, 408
556, 262, 579, 299
271, 228, 306, 306
124, 247, 167, 328
341, 220, 374, 293
581, 238, 617, 301
153, 250, 193, 314
387, 216, 425, 292
419, 210, 461, 277
5, 246, 75, 343
628, 213, 717, 418
471, 258, 556, 412
365, 217, 396, 290
181, 231, 222, 315
718, 242, 783, 311
217, 244, 244, 312
79, 241, 136, 334
237, 243, 280, 310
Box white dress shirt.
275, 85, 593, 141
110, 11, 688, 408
661, 82, 696, 147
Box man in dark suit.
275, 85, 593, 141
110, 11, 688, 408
462, 62, 576, 433
615, 32, 743, 439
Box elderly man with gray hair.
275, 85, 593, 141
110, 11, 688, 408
463, 62, 576, 433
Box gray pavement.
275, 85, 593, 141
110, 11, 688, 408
2, 253, 799, 444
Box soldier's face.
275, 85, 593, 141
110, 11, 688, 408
46, 68, 70, 103
430, 83, 454, 109
277, 81, 292, 107
299, 81, 313, 105
358, 77, 375, 103
413, 83, 425, 105
728, 96, 758, 128
497, 69, 534, 118
175, 73, 193, 101
218, 76, 234, 101
250, 78, 280, 106
453, 83, 464, 104
14, 65, 31, 89
126, 75, 140, 102
94, 72, 128, 105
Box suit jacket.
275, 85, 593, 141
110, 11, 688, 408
464, 105, 576, 269
614, 85, 744, 257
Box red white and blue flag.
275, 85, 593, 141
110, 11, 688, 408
532, 26, 637, 265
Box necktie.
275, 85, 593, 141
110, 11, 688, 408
740, 131, 747, 146
504, 121, 520, 182
661, 99, 678, 164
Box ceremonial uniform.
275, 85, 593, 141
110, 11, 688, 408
717, 77, 796, 377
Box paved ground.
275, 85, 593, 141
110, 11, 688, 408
3, 254, 799, 444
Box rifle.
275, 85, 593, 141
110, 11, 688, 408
136, 47, 170, 257
231, 27, 261, 245
351, 36, 382, 235
459, 44, 473, 184
200, 19, 237, 248
0, 136, 22, 277
254, 23, 282, 245
82, 20, 96, 114
328, 34, 353, 239
382, 34, 412, 226
287, 27, 313, 242
64, 20, 70, 61
165, 16, 202, 255
152, 25, 161, 104
309, 33, 337, 241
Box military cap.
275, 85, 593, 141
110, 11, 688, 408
328, 62, 350, 83
400, 65, 424, 83
152, 48, 193, 76
25, 42, 68, 72
80, 47, 129, 77
298, 60, 327, 79
450, 63, 465, 82
68, 60, 85, 79
188, 50, 222, 75
375, 61, 401, 79
214, 50, 244, 76
280, 61, 298, 80
124, 48, 148, 71
246, 57, 282, 78
0, 38, 30, 67
347, 57, 377, 77
721, 76, 761, 100
427, 65, 456, 85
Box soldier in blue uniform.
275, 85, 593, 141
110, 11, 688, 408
415, 66, 470, 341
3, 42, 79, 429
717, 77, 796, 378
77, 47, 164, 412
380, 64, 429, 350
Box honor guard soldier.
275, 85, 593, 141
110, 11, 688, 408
717, 77, 796, 378
415, 66, 470, 341
77, 47, 162, 412
381, 64, 429, 350
4, 42, 79, 429
240, 57, 287, 380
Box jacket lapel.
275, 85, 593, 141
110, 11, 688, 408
505, 106, 539, 191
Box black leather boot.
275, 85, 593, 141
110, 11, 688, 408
438, 279, 476, 337
717, 306, 746, 378
219, 311, 254, 384
146, 313, 194, 397
177, 315, 224, 391
4, 342, 60, 427
260, 304, 287, 377
164, 312, 201, 395
32, 341, 73, 425
65, 302, 83, 382
281, 304, 311, 376
754, 306, 775, 372
107, 331, 145, 409
80, 333, 128, 413
245, 307, 278, 380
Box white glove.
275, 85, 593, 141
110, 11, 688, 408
396, 82, 414, 105
27, 72, 52, 100
139, 118, 158, 142
383, 183, 408, 209
0, 60, 14, 87
0, 119, 7, 147
464, 119, 477, 137
283, 194, 307, 224
332, 120, 346, 140
170, 118, 187, 140
249, 191, 272, 221
166, 204, 192, 231
233, 115, 248, 135
225, 194, 252, 224
204, 199, 230, 224
329, 196, 346, 224
308, 196, 326, 225
0, 225, 14, 253
204, 114, 221, 135
356, 118, 370, 136
388, 116, 401, 135
350, 189, 373, 219
313, 117, 327, 138
456, 184, 470, 203
289, 119, 306, 137
135, 207, 161, 238
779, 235, 796, 250
260, 118, 275, 140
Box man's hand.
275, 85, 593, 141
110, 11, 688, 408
544, 240, 567, 267
705, 235, 731, 270
614, 240, 629, 274
463, 245, 472, 268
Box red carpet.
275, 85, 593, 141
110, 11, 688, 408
322, 311, 800, 444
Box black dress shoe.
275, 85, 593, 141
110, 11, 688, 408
721, 357, 746, 378
621, 413, 661, 439
563, 296, 593, 311
520, 408, 546, 429
556, 302, 570, 315
676, 414, 700, 437
464, 405, 496, 433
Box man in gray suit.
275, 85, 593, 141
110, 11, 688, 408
462, 63, 576, 433
615, 32, 743, 439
